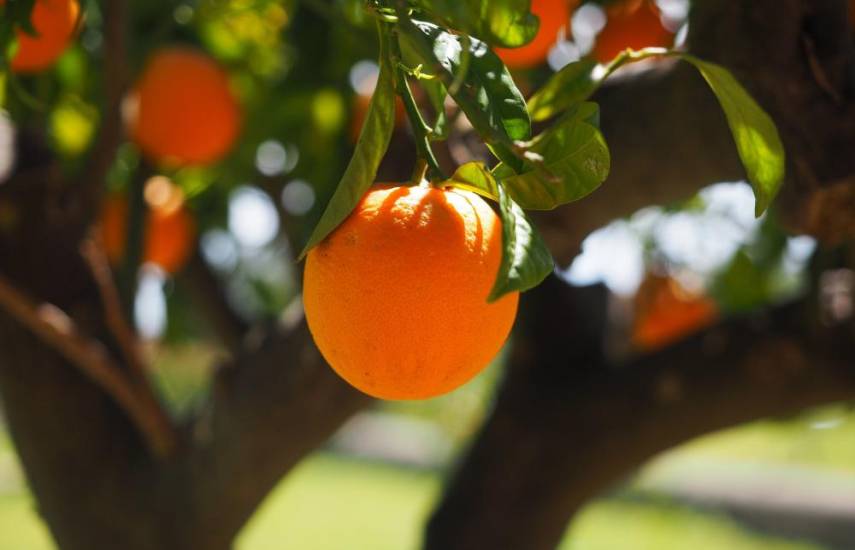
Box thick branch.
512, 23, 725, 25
426, 276, 855, 550
0, 273, 175, 457
176, 313, 372, 547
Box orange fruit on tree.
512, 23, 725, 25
303, 185, 519, 400
631, 273, 717, 352
100, 176, 196, 274
126, 48, 241, 167
592, 0, 673, 64
496, 0, 577, 69
3, 0, 80, 73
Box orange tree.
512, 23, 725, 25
0, 1, 853, 549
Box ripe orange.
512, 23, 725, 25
100, 176, 196, 274
304, 185, 519, 400
592, 0, 673, 64
4, 0, 80, 73
496, 0, 577, 69
631, 273, 717, 352
126, 48, 241, 167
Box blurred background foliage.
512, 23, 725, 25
0, 0, 849, 548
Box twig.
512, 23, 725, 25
80, 233, 148, 379
0, 273, 177, 458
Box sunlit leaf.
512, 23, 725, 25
489, 185, 554, 301
681, 55, 785, 216
494, 102, 610, 210
441, 162, 552, 299
444, 161, 500, 200
400, 19, 529, 171
527, 58, 599, 121
526, 48, 785, 215
299, 25, 397, 257
411, 0, 539, 48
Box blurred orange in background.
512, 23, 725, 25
4, 0, 80, 73
632, 272, 718, 352
100, 176, 196, 275
126, 48, 242, 167
496, 0, 577, 69
592, 0, 673, 64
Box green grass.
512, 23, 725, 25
561, 499, 822, 550
0, 450, 833, 550
0, 494, 54, 550
237, 455, 440, 550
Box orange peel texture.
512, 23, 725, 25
304, 185, 519, 400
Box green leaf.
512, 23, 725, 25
441, 163, 552, 299
422, 76, 448, 137
299, 25, 397, 258
399, 19, 530, 171
680, 55, 785, 216
525, 48, 786, 215
445, 161, 500, 200
489, 185, 554, 301
494, 102, 610, 210
410, 0, 539, 48
527, 58, 599, 122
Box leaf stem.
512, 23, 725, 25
394, 13, 527, 173
391, 34, 446, 181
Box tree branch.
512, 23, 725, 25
426, 276, 855, 550
0, 273, 176, 458
80, 234, 148, 380
175, 312, 372, 547
535, 0, 855, 264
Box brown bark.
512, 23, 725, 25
425, 276, 855, 550
0, 162, 369, 548
426, 1, 855, 547
538, 0, 855, 264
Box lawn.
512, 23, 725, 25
0, 447, 833, 550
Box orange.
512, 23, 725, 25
592, 0, 673, 64
304, 185, 519, 400
496, 0, 577, 69
631, 273, 717, 352
126, 48, 241, 166
100, 176, 196, 274
3, 0, 80, 73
